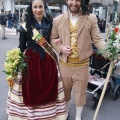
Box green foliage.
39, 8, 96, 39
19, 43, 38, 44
3, 48, 27, 80
98, 27, 120, 61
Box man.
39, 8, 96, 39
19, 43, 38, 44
13, 11, 19, 28
0, 9, 7, 40
50, 0, 106, 120
7, 10, 12, 28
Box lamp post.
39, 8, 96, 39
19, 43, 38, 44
18, 0, 21, 23
112, 0, 119, 24
0, 0, 4, 12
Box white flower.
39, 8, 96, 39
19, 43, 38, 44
116, 33, 120, 39
113, 39, 120, 49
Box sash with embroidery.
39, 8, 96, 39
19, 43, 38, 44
21, 22, 58, 64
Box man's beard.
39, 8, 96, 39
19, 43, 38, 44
68, 5, 80, 14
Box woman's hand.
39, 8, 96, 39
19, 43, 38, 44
54, 38, 61, 46
23, 50, 26, 55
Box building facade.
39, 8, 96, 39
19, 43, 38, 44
0, 0, 15, 13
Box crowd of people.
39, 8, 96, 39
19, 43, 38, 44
4, 10, 19, 29
0, 9, 27, 39
0, 10, 19, 39
96, 15, 106, 33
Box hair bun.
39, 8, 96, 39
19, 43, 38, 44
85, 0, 90, 5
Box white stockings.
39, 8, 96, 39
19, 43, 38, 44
75, 106, 83, 120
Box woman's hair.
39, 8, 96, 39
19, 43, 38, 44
81, 0, 90, 15
25, 0, 52, 40
25, 1, 34, 40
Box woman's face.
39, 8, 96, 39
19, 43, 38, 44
32, 0, 44, 21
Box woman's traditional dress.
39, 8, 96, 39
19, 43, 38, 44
6, 17, 66, 120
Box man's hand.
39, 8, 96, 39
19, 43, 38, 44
61, 45, 72, 56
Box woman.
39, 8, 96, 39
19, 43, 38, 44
6, 0, 66, 119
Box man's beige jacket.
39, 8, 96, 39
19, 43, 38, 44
50, 11, 106, 63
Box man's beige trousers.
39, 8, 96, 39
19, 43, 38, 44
59, 62, 89, 106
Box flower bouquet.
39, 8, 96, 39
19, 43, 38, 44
3, 48, 27, 88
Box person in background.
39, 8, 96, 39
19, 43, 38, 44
50, 0, 106, 120
96, 15, 102, 32
0, 9, 7, 40
6, 0, 66, 120
13, 11, 19, 28
55, 10, 62, 17
4, 11, 8, 26
21, 9, 26, 22
103, 19, 106, 33
7, 10, 12, 28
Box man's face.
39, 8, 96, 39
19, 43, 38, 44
66, 0, 81, 15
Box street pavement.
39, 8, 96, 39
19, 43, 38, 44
0, 27, 120, 120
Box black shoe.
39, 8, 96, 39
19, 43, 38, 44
2, 37, 7, 40
66, 114, 69, 120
